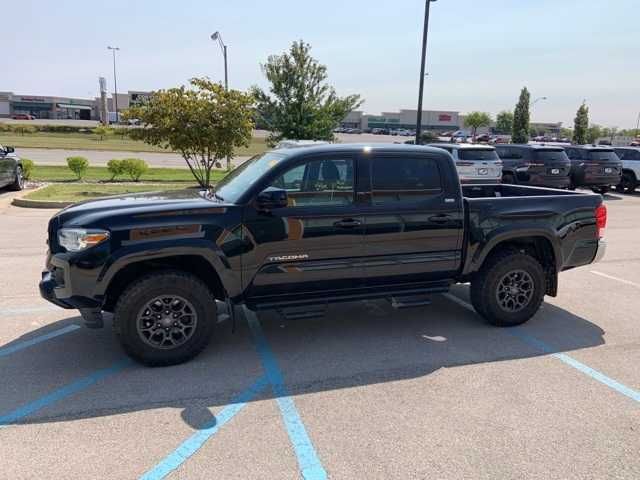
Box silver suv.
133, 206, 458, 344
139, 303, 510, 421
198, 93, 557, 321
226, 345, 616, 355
427, 143, 502, 184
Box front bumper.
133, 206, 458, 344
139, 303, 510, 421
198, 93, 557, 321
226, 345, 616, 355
39, 255, 102, 310
593, 239, 607, 263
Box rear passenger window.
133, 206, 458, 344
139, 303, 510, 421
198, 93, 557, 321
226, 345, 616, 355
371, 157, 442, 205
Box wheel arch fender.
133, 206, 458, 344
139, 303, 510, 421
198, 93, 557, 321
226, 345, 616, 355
466, 228, 562, 276
96, 244, 241, 311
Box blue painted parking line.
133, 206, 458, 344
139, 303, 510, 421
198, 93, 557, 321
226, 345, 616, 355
508, 330, 640, 403
0, 324, 80, 358
443, 293, 640, 404
139, 375, 269, 480
246, 309, 328, 480
0, 359, 131, 427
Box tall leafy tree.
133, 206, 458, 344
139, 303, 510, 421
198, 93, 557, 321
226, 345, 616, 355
252, 40, 363, 145
512, 87, 531, 144
464, 112, 493, 141
587, 124, 602, 144
495, 111, 514, 135
124, 77, 255, 187
573, 103, 589, 145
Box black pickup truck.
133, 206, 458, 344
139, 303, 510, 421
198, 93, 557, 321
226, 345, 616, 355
40, 144, 607, 366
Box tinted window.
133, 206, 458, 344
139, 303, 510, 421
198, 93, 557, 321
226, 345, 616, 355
215, 152, 286, 203
588, 151, 619, 162
371, 156, 441, 205
269, 158, 354, 207
533, 150, 569, 163
495, 147, 511, 159
458, 149, 499, 161
616, 149, 640, 161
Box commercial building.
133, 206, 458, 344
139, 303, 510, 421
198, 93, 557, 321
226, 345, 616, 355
0, 90, 152, 121
0, 92, 95, 120
342, 109, 460, 132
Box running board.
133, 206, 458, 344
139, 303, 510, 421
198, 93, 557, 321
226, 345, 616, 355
389, 295, 432, 310
277, 305, 328, 321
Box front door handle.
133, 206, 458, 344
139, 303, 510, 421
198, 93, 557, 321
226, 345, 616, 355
428, 214, 452, 224
334, 218, 362, 228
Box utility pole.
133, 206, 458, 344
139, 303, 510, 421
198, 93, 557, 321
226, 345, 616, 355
107, 46, 120, 123
415, 0, 436, 145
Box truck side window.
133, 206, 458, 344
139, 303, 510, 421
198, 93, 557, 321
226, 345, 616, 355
371, 157, 442, 205
270, 158, 354, 207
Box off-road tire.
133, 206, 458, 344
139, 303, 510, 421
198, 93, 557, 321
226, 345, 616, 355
470, 249, 545, 327
114, 271, 216, 366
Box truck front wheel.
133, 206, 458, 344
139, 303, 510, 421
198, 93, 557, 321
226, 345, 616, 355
470, 250, 545, 327
114, 271, 216, 366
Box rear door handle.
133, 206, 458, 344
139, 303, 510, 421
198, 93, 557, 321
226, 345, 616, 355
429, 214, 452, 224
334, 218, 362, 228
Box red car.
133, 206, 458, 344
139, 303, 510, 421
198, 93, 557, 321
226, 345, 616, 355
11, 114, 35, 120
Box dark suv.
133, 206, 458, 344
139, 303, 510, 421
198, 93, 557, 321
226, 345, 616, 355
564, 145, 622, 193
495, 144, 571, 188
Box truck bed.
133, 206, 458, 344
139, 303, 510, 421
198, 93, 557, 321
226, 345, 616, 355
460, 183, 603, 276
461, 183, 594, 199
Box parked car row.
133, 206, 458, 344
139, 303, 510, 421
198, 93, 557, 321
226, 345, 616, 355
427, 142, 639, 194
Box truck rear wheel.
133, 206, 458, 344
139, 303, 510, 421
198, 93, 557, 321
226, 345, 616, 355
114, 271, 216, 366
470, 250, 545, 327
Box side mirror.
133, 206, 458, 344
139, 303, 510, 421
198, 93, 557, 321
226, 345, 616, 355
256, 187, 288, 210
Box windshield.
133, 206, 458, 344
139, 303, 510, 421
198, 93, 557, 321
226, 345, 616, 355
458, 149, 499, 161
533, 150, 569, 163
214, 152, 285, 203
588, 151, 619, 162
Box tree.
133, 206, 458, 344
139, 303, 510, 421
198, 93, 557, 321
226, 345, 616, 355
252, 40, 363, 146
586, 124, 603, 144
495, 111, 514, 135
124, 77, 255, 187
573, 103, 589, 145
92, 125, 113, 141
464, 112, 492, 141
512, 87, 531, 144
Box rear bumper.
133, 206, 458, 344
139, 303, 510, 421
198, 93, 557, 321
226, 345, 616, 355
593, 239, 607, 264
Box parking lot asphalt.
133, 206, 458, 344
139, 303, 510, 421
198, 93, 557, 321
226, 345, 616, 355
0, 187, 639, 479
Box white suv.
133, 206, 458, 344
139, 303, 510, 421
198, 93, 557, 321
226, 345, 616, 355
614, 147, 640, 193
427, 143, 502, 184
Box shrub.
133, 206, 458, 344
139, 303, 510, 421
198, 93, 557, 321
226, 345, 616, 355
122, 158, 148, 182
107, 159, 126, 180
66, 156, 89, 180
12, 125, 37, 136
20, 158, 35, 180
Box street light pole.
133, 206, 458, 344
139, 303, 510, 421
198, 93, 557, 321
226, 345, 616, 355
531, 96, 548, 107
415, 0, 436, 145
210, 32, 228, 90
107, 46, 120, 123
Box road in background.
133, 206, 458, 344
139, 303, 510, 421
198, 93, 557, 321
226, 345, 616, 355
0, 188, 638, 479
12, 132, 410, 169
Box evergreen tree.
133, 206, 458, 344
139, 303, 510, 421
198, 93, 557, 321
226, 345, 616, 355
512, 87, 531, 144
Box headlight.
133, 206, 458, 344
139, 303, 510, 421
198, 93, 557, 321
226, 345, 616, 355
58, 228, 110, 252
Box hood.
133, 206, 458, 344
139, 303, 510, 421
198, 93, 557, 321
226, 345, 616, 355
55, 189, 232, 227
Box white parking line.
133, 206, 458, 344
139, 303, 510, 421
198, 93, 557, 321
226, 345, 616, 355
591, 271, 640, 289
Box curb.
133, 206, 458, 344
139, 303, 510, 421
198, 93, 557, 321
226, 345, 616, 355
11, 198, 72, 209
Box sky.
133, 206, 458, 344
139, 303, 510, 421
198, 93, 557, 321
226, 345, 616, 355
2, 0, 638, 128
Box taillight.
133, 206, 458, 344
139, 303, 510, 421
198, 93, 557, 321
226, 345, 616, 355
595, 204, 607, 239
